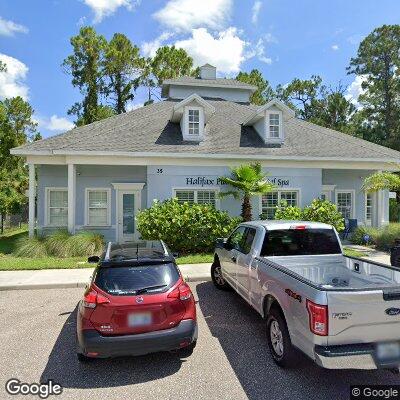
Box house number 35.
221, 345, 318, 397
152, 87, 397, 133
157, 168, 163, 174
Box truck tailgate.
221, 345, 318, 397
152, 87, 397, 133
327, 290, 400, 345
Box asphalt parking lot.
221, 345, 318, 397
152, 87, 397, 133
1, 282, 399, 400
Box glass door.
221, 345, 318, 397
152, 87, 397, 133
117, 191, 138, 242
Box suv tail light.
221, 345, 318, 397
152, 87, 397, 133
306, 299, 328, 336
168, 282, 192, 301
83, 289, 110, 309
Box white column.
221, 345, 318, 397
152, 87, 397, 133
377, 190, 383, 227
28, 163, 35, 238
67, 164, 76, 234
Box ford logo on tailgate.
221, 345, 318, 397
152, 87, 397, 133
385, 308, 400, 316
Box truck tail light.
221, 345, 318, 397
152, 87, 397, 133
306, 299, 328, 336
83, 289, 110, 309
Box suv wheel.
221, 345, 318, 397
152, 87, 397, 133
179, 340, 197, 357
266, 308, 298, 368
211, 259, 230, 290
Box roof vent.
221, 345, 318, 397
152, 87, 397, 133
200, 64, 216, 80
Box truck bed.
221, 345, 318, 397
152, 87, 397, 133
261, 254, 400, 290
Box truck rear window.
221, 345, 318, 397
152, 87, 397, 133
94, 263, 180, 295
261, 228, 341, 256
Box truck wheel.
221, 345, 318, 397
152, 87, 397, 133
77, 352, 92, 363
266, 308, 297, 368
211, 259, 230, 290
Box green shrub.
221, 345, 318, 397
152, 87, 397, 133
273, 200, 302, 220
302, 199, 345, 232
67, 231, 104, 256
389, 198, 400, 222
374, 223, 400, 251
45, 229, 72, 257
350, 226, 379, 245
13, 229, 104, 258
270, 198, 345, 232
13, 236, 48, 258
137, 198, 241, 254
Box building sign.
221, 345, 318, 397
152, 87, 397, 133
184, 176, 291, 187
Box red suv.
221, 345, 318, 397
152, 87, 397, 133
76, 241, 197, 362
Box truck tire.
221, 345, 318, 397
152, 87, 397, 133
266, 308, 298, 368
211, 259, 230, 290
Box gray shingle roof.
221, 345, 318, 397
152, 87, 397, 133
162, 76, 258, 90
13, 99, 400, 161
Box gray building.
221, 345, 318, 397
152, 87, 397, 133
12, 65, 400, 242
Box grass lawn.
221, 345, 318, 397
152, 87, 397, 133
0, 225, 371, 271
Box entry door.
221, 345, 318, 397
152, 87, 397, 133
117, 190, 139, 243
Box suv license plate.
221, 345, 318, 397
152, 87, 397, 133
376, 342, 400, 363
128, 312, 152, 327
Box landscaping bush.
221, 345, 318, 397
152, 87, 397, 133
273, 200, 302, 220
137, 198, 241, 254
389, 198, 400, 222
271, 198, 345, 232
13, 230, 104, 258
350, 226, 379, 245
374, 223, 400, 251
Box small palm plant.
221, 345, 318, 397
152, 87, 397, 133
219, 162, 276, 221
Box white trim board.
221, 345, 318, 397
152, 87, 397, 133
111, 183, 145, 190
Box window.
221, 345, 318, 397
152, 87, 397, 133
260, 228, 341, 257
269, 113, 280, 138
261, 190, 299, 219
174, 189, 217, 208
365, 193, 373, 224
86, 189, 110, 226
188, 109, 200, 135
47, 188, 68, 226
227, 226, 247, 252
242, 228, 256, 254
336, 191, 353, 219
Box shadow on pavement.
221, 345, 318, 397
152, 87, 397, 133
40, 304, 184, 389
196, 281, 400, 400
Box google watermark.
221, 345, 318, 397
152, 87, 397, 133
5, 379, 62, 399
351, 385, 400, 399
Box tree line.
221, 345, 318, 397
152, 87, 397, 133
0, 24, 399, 228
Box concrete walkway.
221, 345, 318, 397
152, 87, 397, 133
344, 244, 391, 265
0, 263, 211, 291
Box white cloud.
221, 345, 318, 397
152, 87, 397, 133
154, 0, 232, 33
264, 32, 278, 43
0, 53, 29, 100
35, 115, 74, 132
142, 32, 174, 58
0, 16, 28, 36
83, 0, 140, 23
345, 75, 367, 108
247, 38, 272, 64
251, 1, 262, 24
175, 27, 247, 74
331, 44, 339, 51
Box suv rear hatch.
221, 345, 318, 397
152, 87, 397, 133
89, 263, 186, 336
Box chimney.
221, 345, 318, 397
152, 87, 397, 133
199, 64, 217, 80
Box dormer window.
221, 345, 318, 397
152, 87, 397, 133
269, 113, 280, 138
188, 109, 200, 135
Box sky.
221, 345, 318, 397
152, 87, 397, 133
0, 0, 399, 138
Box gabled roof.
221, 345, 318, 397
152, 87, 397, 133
11, 98, 400, 163
243, 98, 296, 125
170, 94, 215, 123
161, 76, 258, 98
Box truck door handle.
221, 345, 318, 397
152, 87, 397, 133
231, 256, 237, 262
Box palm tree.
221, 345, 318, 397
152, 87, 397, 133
219, 163, 276, 221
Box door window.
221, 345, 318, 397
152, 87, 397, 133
227, 226, 246, 251
227, 226, 256, 254
122, 193, 135, 234
241, 228, 256, 254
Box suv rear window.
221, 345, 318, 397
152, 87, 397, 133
94, 263, 180, 295
261, 228, 341, 257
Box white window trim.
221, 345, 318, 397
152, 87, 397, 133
335, 189, 356, 219
172, 187, 220, 209
84, 188, 111, 227
259, 189, 301, 217
45, 187, 68, 227
183, 106, 204, 141
265, 110, 283, 143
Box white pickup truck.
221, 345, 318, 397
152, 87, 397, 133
211, 220, 400, 371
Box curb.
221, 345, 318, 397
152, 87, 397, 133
0, 275, 211, 291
